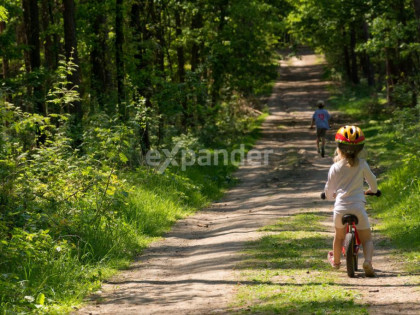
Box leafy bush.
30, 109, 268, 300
0, 95, 265, 314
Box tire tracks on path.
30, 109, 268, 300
78, 52, 419, 314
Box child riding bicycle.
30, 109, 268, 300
310, 100, 331, 157
323, 126, 377, 277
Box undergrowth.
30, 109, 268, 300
0, 99, 266, 313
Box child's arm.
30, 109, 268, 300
310, 111, 316, 129
363, 160, 378, 193
324, 165, 337, 200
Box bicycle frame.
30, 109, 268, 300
342, 222, 360, 256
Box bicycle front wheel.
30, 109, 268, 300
344, 232, 356, 278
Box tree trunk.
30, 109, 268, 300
0, 22, 9, 79
190, 11, 202, 72
63, 0, 82, 119
0, 21, 11, 104
22, 0, 44, 114
175, 8, 189, 127
342, 27, 352, 80
175, 10, 185, 83
414, 0, 420, 37
42, 0, 58, 69
385, 48, 394, 105
211, 0, 229, 107
49, 0, 60, 69
30, 0, 44, 114
361, 21, 375, 86
91, 0, 110, 111
349, 24, 359, 84
28, 0, 41, 71
21, 1, 31, 73
414, 0, 420, 18
41, 0, 55, 69
130, 1, 150, 154
343, 44, 351, 81
152, 1, 165, 75
152, 1, 166, 145
115, 0, 126, 119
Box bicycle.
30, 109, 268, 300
321, 190, 381, 277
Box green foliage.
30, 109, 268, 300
0, 56, 267, 311
286, 0, 420, 107
0, 5, 8, 22
47, 55, 81, 111
328, 83, 383, 119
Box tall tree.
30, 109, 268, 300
115, 0, 126, 119
342, 30, 352, 80
349, 23, 359, 84
22, 0, 43, 114
41, 0, 57, 70
90, 0, 111, 111
130, 0, 151, 153
26, 0, 41, 71
0, 21, 9, 79
190, 9, 203, 73
174, 4, 189, 127
63, 0, 82, 119
414, 0, 420, 37
210, 0, 229, 107
361, 20, 375, 86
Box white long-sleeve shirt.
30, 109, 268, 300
324, 158, 377, 211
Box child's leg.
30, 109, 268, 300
321, 136, 326, 156
358, 228, 374, 263
358, 228, 375, 276
333, 227, 346, 264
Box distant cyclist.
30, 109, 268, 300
310, 100, 331, 157
324, 126, 377, 277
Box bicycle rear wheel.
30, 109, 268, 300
354, 253, 358, 271
344, 232, 356, 277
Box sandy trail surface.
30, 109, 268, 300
78, 52, 419, 314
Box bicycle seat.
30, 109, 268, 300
341, 214, 358, 225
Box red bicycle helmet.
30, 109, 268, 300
335, 126, 365, 154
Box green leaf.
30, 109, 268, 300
0, 6, 8, 22
36, 293, 45, 305
119, 152, 128, 163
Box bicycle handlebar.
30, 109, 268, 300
365, 189, 382, 197
320, 189, 381, 200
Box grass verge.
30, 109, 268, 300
232, 212, 368, 314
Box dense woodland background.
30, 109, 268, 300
0, 0, 419, 312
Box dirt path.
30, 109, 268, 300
78, 52, 419, 314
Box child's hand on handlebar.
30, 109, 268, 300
365, 189, 381, 197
